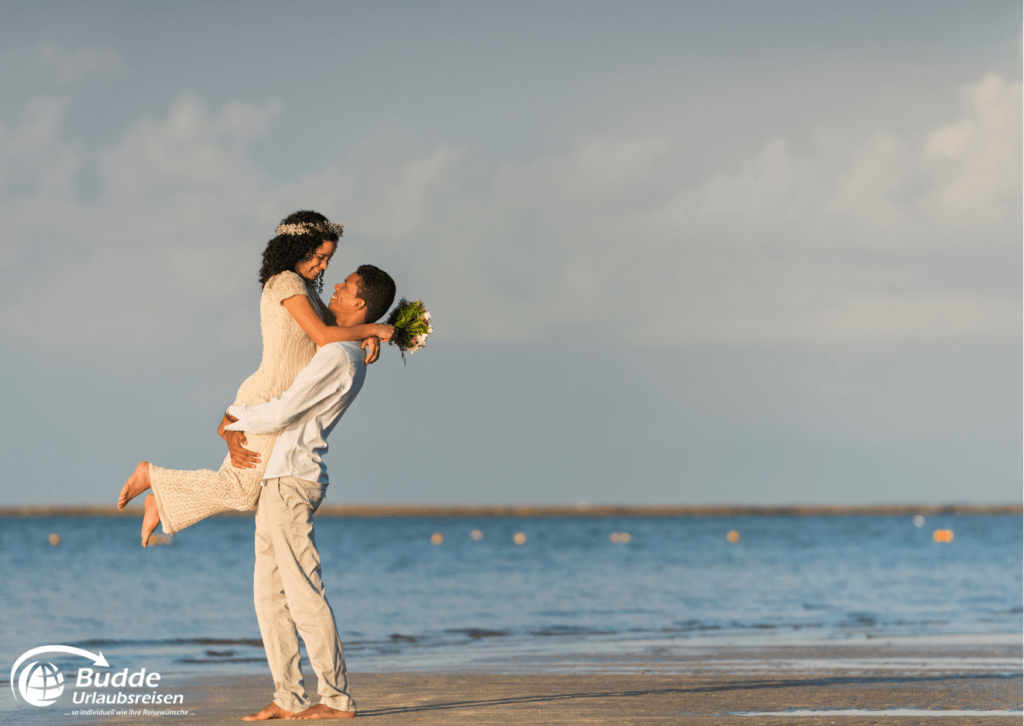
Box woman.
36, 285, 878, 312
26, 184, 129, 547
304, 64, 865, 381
117, 210, 394, 545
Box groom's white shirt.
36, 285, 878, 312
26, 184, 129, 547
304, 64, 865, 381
224, 341, 366, 485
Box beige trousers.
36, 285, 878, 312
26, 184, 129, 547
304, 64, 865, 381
254, 476, 355, 714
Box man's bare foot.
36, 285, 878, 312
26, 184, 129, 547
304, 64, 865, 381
243, 702, 296, 721
141, 495, 161, 547
287, 704, 355, 720
119, 461, 151, 509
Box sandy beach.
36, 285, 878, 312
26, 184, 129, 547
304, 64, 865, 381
47, 640, 1021, 726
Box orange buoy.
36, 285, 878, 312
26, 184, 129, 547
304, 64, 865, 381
430, 532, 444, 545
933, 529, 954, 543
726, 530, 741, 543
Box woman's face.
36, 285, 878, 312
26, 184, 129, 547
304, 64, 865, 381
294, 240, 336, 282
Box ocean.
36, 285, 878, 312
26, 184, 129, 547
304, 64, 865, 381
0, 513, 1020, 687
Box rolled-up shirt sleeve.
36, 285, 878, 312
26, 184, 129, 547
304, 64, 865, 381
225, 347, 349, 434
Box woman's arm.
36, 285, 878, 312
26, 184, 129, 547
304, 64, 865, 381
281, 294, 393, 347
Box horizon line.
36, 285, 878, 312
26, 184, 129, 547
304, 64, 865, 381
0, 503, 1019, 518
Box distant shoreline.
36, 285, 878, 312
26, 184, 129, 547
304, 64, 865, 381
0, 503, 1019, 518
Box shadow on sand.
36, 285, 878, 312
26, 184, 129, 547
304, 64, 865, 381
357, 672, 1021, 717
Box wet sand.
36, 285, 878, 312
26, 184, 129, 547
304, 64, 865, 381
54, 641, 1021, 725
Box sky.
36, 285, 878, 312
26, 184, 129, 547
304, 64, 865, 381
0, 1, 1020, 506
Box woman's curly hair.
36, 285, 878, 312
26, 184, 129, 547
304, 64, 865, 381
258, 210, 342, 293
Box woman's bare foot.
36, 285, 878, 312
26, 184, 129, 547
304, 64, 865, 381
141, 495, 161, 547
287, 704, 355, 720
119, 462, 151, 510
243, 703, 296, 721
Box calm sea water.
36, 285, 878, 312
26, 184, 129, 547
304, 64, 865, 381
0, 514, 1020, 684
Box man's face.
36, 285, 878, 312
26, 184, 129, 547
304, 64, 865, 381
328, 272, 364, 319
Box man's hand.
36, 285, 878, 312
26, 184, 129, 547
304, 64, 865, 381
361, 336, 381, 365
226, 430, 260, 469
219, 412, 260, 469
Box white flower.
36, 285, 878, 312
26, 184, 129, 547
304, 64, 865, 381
423, 312, 430, 322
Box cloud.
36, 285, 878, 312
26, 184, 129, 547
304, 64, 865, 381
494, 134, 673, 207
921, 73, 1022, 226
39, 44, 120, 83
0, 97, 75, 199
0, 94, 462, 352
0, 94, 283, 350
823, 130, 914, 231
352, 144, 466, 242
651, 72, 1021, 254
440, 71, 1021, 346
0, 71, 1018, 355
99, 95, 278, 202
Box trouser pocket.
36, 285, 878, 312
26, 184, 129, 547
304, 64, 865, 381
301, 480, 326, 514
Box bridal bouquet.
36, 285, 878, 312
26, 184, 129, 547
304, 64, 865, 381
386, 298, 432, 361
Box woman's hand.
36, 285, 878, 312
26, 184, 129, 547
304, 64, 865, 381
361, 336, 381, 364
375, 324, 395, 343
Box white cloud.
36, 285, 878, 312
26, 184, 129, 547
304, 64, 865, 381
921, 73, 1022, 226
453, 71, 1021, 346
40, 44, 120, 83
684, 137, 798, 222
0, 93, 465, 351
0, 95, 282, 350
824, 130, 913, 230
0, 71, 1018, 354
494, 134, 673, 207
352, 145, 466, 242
99, 94, 277, 203
0, 97, 76, 198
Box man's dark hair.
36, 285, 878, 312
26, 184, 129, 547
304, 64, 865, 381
355, 264, 396, 323
258, 210, 342, 293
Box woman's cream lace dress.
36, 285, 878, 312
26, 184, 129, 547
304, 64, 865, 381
150, 271, 325, 534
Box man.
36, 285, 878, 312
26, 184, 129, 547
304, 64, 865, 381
219, 264, 396, 721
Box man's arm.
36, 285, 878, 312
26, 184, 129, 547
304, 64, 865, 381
225, 346, 352, 435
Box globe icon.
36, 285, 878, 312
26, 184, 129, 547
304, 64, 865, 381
18, 661, 64, 707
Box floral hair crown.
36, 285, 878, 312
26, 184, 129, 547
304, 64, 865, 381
275, 221, 344, 238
